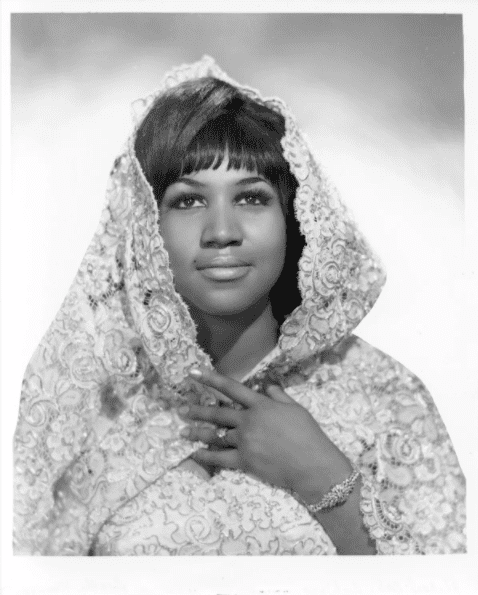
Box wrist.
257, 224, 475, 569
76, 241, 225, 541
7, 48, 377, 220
291, 449, 354, 504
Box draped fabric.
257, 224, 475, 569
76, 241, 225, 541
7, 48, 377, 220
13, 56, 465, 555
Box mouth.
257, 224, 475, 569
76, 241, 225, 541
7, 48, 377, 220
198, 265, 251, 281
195, 256, 251, 281
196, 256, 249, 269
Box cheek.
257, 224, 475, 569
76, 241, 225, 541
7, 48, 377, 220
256, 215, 287, 270
159, 219, 195, 278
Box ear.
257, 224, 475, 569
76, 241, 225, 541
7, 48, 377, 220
264, 384, 295, 404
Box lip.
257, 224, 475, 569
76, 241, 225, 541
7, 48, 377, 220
199, 265, 251, 281
196, 256, 250, 270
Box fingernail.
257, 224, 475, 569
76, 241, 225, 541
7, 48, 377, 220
178, 405, 189, 416
189, 368, 202, 379
180, 427, 190, 437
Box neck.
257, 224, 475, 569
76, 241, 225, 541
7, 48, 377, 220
189, 298, 279, 380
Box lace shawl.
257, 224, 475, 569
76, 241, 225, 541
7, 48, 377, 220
13, 56, 465, 555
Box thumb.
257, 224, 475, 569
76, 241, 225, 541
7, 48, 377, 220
264, 384, 295, 404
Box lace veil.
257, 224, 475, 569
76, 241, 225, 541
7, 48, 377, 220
13, 56, 386, 554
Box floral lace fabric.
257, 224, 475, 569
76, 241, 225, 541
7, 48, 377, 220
89, 336, 465, 556
13, 56, 465, 555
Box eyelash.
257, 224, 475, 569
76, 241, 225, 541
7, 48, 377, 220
170, 191, 273, 210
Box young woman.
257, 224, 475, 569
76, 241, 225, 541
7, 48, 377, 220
13, 56, 466, 556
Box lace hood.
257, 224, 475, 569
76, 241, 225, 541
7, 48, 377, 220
14, 57, 386, 554
114, 56, 385, 387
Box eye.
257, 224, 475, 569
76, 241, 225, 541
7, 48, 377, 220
170, 195, 206, 210
235, 191, 273, 207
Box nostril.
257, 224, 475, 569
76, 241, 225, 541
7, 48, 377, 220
203, 237, 242, 249
200, 209, 243, 248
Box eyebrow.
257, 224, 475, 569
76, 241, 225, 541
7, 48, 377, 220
173, 175, 269, 188
174, 178, 206, 187
235, 176, 269, 186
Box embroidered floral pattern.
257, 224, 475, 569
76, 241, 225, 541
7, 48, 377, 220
89, 337, 465, 556
14, 57, 465, 556
94, 469, 336, 556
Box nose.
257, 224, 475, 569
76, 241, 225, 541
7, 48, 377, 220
200, 202, 243, 248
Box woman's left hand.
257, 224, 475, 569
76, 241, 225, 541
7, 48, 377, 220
180, 368, 353, 499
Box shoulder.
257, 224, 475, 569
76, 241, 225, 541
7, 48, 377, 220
324, 333, 422, 381
324, 334, 433, 401
282, 335, 466, 554
318, 334, 458, 448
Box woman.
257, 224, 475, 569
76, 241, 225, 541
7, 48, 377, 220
13, 56, 466, 556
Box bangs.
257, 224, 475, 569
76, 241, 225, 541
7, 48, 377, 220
180, 116, 284, 176
176, 115, 295, 210
134, 77, 298, 209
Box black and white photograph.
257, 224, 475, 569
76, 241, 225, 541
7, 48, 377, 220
2, 2, 476, 594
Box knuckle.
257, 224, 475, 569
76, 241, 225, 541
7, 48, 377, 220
188, 405, 199, 419
197, 406, 210, 420
186, 426, 197, 440
199, 406, 215, 421
193, 426, 209, 441
205, 428, 217, 442
193, 427, 204, 440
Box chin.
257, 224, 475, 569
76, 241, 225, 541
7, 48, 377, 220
193, 300, 263, 318
177, 272, 279, 319
186, 289, 272, 319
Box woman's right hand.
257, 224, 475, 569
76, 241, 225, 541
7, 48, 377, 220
179, 368, 353, 501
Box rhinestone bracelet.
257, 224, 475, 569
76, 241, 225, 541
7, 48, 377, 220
292, 464, 361, 514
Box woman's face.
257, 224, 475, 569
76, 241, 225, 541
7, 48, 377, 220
159, 160, 286, 317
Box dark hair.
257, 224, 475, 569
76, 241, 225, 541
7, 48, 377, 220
135, 77, 304, 324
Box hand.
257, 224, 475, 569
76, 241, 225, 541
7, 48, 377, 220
179, 368, 353, 498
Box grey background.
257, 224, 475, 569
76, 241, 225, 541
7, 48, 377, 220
3, 10, 474, 594
9, 12, 465, 445
12, 13, 463, 146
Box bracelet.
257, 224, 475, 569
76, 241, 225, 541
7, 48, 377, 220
292, 464, 361, 514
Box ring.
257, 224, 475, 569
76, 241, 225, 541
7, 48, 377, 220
215, 427, 229, 446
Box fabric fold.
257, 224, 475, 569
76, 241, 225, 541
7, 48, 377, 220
13, 56, 465, 555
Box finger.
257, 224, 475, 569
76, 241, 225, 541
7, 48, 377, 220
181, 425, 238, 447
192, 447, 240, 470
214, 428, 238, 448
193, 383, 233, 406
210, 387, 233, 406
264, 384, 295, 404
182, 404, 240, 427
189, 368, 265, 408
